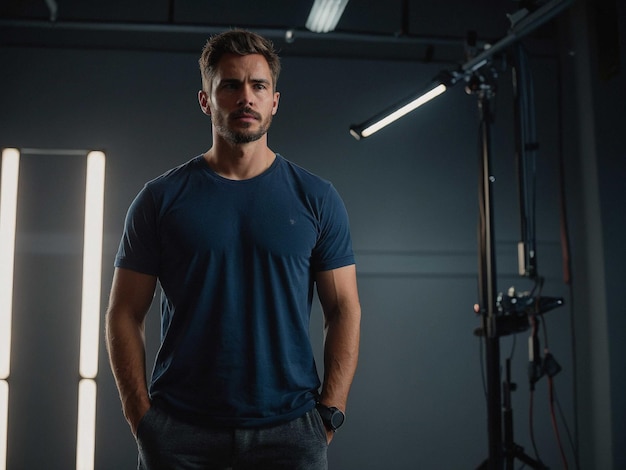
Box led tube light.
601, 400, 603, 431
0, 148, 20, 380
0, 381, 7, 470
349, 1, 574, 141
350, 83, 447, 139
79, 151, 106, 379
306, 0, 349, 33
76, 379, 97, 470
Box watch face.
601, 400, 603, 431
316, 404, 345, 431
330, 409, 345, 429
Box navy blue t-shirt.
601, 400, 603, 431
115, 154, 355, 427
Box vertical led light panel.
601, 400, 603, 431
0, 148, 20, 470
76, 151, 106, 470
1, 148, 105, 469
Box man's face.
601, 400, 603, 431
203, 53, 280, 145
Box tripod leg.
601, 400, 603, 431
514, 447, 549, 469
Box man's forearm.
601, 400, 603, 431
105, 309, 151, 434
319, 305, 361, 411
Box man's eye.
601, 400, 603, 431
221, 83, 238, 90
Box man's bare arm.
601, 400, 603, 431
105, 267, 157, 436
315, 264, 361, 432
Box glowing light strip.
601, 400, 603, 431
79, 151, 106, 379
0, 381, 7, 470
0, 148, 19, 470
0, 149, 20, 381
360, 84, 447, 138
76, 379, 97, 470
305, 0, 349, 33
76, 151, 105, 470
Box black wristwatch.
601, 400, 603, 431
315, 403, 345, 431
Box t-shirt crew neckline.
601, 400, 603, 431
196, 153, 281, 183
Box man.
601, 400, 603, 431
105, 29, 361, 470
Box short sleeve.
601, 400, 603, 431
114, 185, 161, 276
311, 184, 355, 272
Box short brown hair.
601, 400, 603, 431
199, 29, 281, 92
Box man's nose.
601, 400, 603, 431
237, 85, 254, 106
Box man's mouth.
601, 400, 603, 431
231, 109, 261, 121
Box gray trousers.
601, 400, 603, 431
136, 404, 329, 470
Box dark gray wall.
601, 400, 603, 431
559, 1, 626, 469
0, 4, 622, 468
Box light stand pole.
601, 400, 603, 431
472, 79, 502, 470
470, 70, 550, 470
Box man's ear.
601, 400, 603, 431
198, 90, 211, 115
272, 91, 280, 116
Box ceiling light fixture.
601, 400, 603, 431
305, 0, 349, 33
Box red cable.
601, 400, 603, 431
548, 375, 569, 469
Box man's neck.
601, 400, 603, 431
204, 137, 276, 180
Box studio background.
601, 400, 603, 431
0, 1, 624, 469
